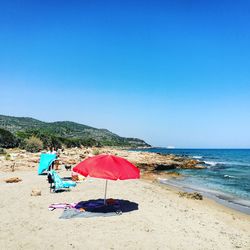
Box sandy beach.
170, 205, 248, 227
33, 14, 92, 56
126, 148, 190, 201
1, 165, 250, 250
2, 0, 250, 248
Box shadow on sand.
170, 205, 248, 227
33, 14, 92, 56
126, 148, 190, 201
75, 199, 139, 213
59, 199, 139, 219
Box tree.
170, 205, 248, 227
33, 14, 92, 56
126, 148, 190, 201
23, 136, 43, 152
0, 128, 19, 148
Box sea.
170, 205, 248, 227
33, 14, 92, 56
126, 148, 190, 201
135, 148, 250, 214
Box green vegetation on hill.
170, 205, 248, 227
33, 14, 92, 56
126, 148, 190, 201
0, 114, 150, 149
0, 128, 19, 148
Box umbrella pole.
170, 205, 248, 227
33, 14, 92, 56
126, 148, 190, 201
104, 180, 108, 205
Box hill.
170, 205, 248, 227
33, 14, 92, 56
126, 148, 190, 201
0, 114, 150, 148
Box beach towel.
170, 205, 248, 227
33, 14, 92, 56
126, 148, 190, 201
38, 153, 57, 175
50, 170, 76, 192
59, 209, 119, 219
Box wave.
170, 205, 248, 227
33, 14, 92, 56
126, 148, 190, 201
192, 156, 203, 159
204, 161, 218, 166
204, 160, 250, 167
224, 161, 250, 167
224, 175, 238, 179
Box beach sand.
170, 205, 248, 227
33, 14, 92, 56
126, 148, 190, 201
0, 169, 250, 250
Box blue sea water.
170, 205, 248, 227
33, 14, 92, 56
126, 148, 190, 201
136, 148, 250, 213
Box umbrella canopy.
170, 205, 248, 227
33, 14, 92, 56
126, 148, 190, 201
73, 154, 140, 180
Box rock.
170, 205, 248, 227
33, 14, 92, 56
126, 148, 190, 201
181, 159, 203, 169
141, 171, 158, 181
195, 165, 206, 169
79, 154, 86, 159
155, 164, 179, 171
5, 177, 22, 183
165, 172, 182, 177
28, 158, 39, 163
178, 192, 203, 200
198, 161, 206, 164
31, 189, 41, 196
68, 160, 77, 164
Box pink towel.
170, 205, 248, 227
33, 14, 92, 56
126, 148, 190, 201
48, 203, 77, 211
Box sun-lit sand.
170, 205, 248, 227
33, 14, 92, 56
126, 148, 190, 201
0, 168, 250, 250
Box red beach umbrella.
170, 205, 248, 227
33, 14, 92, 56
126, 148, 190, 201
73, 154, 140, 204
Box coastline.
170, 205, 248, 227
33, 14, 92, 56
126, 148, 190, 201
158, 178, 250, 216
132, 147, 250, 216
139, 168, 250, 216
148, 178, 250, 220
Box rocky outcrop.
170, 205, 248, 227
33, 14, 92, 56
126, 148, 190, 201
0, 147, 206, 173
118, 151, 206, 172
178, 192, 203, 200
180, 159, 202, 169
135, 162, 179, 172
164, 172, 182, 177
154, 164, 180, 171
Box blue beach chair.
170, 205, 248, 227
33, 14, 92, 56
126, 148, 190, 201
49, 170, 76, 192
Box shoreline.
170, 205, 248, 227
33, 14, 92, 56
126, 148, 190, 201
152, 180, 250, 221
133, 147, 250, 216
157, 178, 250, 216
139, 167, 250, 216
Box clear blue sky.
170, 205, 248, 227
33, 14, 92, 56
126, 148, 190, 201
1, 0, 250, 148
